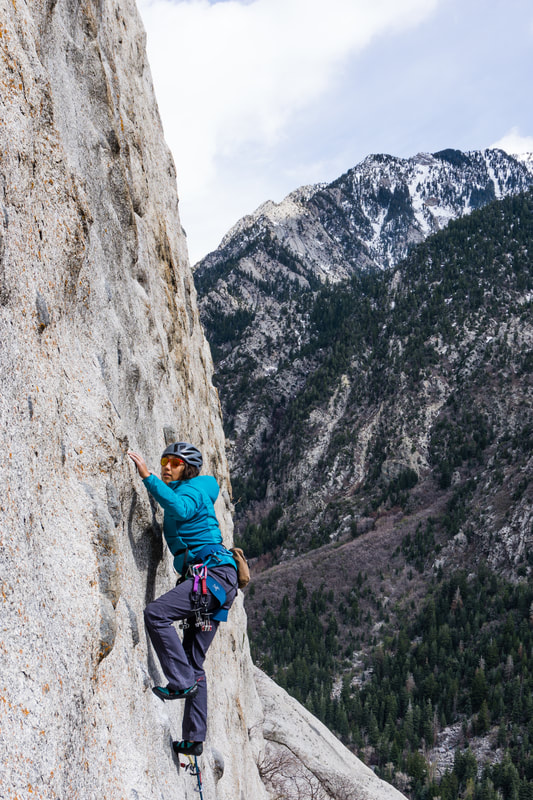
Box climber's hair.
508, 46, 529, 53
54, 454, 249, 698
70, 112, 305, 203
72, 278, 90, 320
180, 463, 200, 481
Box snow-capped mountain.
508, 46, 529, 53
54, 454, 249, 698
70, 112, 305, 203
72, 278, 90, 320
194, 148, 533, 558
195, 149, 533, 438
196, 148, 533, 290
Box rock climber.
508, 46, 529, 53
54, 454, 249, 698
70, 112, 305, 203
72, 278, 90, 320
128, 441, 238, 758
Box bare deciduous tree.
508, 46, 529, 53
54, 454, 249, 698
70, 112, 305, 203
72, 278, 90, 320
258, 746, 365, 800
258, 748, 327, 800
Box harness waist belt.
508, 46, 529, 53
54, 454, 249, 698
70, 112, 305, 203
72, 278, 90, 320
192, 543, 229, 565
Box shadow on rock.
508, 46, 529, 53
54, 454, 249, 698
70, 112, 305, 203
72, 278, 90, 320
127, 489, 164, 681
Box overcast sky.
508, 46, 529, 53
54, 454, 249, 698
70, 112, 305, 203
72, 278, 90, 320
137, 0, 533, 265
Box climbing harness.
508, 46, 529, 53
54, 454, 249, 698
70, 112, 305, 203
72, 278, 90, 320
177, 754, 204, 799
179, 561, 229, 633
191, 564, 212, 632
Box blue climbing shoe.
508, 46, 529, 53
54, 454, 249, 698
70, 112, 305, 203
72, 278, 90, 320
173, 740, 203, 756
152, 683, 198, 701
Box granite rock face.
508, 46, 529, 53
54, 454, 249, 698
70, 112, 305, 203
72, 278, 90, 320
255, 668, 408, 800
0, 1, 405, 799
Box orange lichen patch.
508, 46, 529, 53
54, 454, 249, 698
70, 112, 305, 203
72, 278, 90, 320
0, 693, 36, 724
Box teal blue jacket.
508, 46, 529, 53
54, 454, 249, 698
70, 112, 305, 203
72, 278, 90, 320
142, 473, 236, 574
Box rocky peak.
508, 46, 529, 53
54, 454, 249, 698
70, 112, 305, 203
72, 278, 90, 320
193, 146, 533, 577
196, 148, 533, 290
194, 147, 533, 451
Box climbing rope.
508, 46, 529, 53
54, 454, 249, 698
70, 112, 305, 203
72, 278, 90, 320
178, 754, 204, 798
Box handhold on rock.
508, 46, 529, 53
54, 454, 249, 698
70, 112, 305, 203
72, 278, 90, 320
36, 291, 50, 331
210, 747, 225, 781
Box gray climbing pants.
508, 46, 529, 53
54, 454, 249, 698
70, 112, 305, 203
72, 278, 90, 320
144, 563, 238, 741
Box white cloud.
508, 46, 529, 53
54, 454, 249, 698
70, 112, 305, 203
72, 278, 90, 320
137, 0, 441, 261
490, 127, 533, 156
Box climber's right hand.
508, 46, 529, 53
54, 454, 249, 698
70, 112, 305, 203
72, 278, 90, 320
128, 451, 150, 479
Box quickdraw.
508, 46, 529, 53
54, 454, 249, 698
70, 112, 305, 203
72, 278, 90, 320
180, 563, 213, 632
178, 754, 204, 799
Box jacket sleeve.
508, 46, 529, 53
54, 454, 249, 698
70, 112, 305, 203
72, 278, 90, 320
142, 474, 202, 520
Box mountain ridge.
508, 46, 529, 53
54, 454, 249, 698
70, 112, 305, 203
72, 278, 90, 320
196, 148, 533, 287
194, 149, 533, 530
224, 187, 533, 798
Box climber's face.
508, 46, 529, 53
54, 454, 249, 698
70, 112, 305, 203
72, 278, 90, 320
161, 456, 186, 483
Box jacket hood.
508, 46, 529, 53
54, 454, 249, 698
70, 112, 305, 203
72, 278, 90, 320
186, 474, 220, 503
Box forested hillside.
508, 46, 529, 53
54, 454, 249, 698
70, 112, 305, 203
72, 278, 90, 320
199, 187, 532, 799
195, 150, 533, 563
251, 567, 533, 799
232, 190, 532, 562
